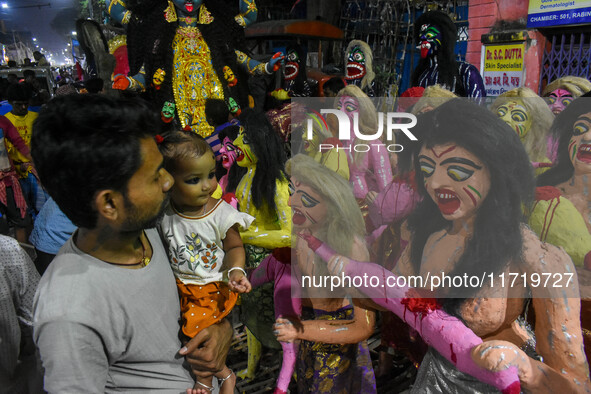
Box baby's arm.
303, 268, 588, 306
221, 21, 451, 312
223, 224, 251, 293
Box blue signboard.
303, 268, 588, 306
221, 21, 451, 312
528, 0, 591, 28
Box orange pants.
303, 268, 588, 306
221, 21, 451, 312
176, 280, 238, 338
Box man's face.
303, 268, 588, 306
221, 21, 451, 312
119, 138, 173, 232
10, 100, 29, 116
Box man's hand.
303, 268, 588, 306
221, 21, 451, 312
179, 319, 233, 378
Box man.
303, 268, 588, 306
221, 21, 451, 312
32, 94, 233, 393
0, 235, 43, 393
3, 83, 47, 216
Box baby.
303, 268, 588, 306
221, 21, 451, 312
158, 131, 253, 394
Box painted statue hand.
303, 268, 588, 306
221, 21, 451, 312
112, 74, 131, 90
274, 317, 300, 343
265, 52, 285, 73
326, 255, 350, 276
471, 340, 533, 382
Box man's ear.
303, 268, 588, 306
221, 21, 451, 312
94, 190, 123, 222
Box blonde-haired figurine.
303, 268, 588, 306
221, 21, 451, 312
491, 87, 554, 173
270, 154, 377, 393
344, 40, 376, 97
412, 84, 457, 114
542, 76, 591, 115
299, 111, 350, 180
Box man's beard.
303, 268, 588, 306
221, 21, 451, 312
121, 193, 170, 233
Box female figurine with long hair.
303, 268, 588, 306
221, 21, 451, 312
233, 110, 292, 380
273, 154, 377, 393
491, 87, 554, 171
306, 99, 589, 393
542, 76, 591, 115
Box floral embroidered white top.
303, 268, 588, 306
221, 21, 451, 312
160, 199, 254, 285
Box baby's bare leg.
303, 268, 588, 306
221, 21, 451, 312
188, 375, 214, 394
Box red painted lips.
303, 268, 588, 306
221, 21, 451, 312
235, 146, 245, 162
435, 188, 460, 215
577, 144, 591, 163
292, 208, 306, 225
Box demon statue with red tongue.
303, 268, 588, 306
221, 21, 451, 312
282, 43, 311, 97
344, 40, 375, 97
411, 10, 485, 99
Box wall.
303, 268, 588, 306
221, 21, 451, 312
467, 0, 545, 90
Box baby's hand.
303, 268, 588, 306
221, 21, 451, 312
228, 269, 251, 293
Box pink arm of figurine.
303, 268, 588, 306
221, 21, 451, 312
301, 234, 521, 394
368, 142, 393, 192
368, 180, 420, 227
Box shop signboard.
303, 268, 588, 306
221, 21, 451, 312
528, 0, 591, 28
481, 42, 525, 97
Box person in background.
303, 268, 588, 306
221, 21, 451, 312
84, 78, 105, 94
3, 83, 48, 217
29, 196, 76, 275
0, 234, 44, 393
33, 51, 49, 67
322, 76, 346, 98
0, 114, 33, 243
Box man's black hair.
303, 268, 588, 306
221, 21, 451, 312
85, 78, 104, 94
323, 77, 346, 95
32, 94, 160, 228
6, 83, 32, 102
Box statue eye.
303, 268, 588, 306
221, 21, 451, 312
447, 165, 474, 182
574, 121, 590, 136
562, 97, 573, 106
301, 194, 319, 208
547, 96, 556, 104
345, 104, 357, 112
496, 106, 507, 117
288, 182, 295, 196
420, 161, 434, 177
288, 52, 297, 61
511, 110, 527, 122
354, 52, 364, 61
